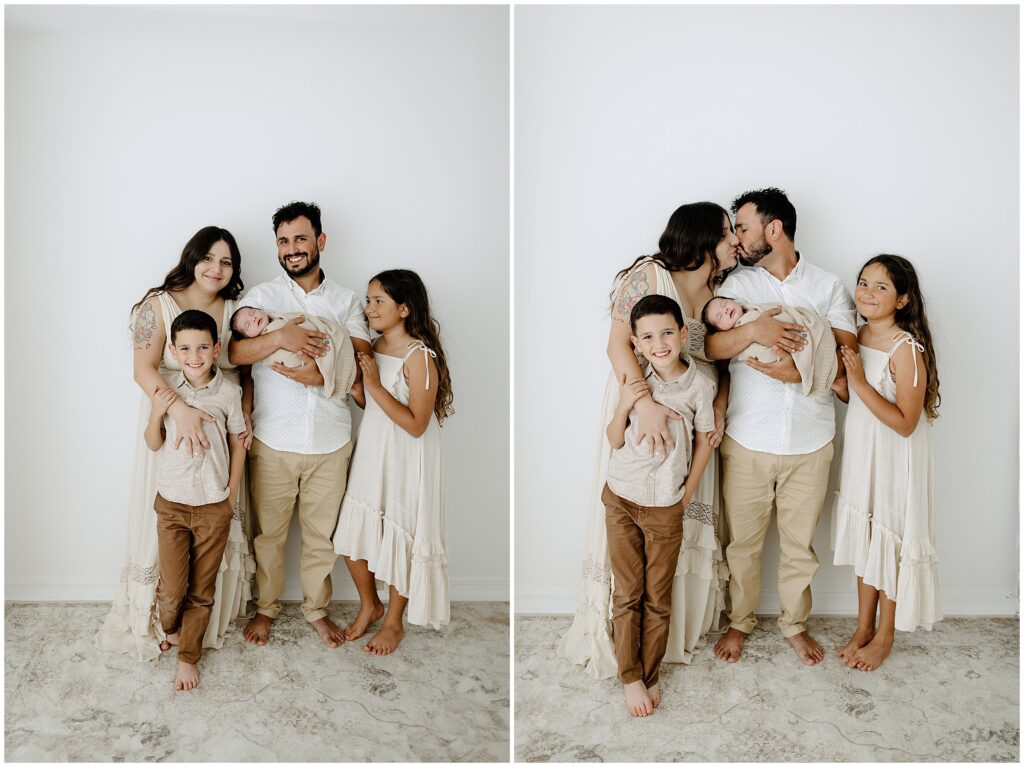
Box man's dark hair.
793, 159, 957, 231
629, 294, 685, 333
273, 201, 323, 237
170, 309, 218, 345
731, 187, 797, 242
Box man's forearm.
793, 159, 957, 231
229, 333, 280, 366
704, 324, 755, 361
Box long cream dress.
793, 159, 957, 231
95, 291, 256, 661
558, 258, 729, 678
831, 332, 940, 631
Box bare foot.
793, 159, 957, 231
310, 616, 347, 649
175, 661, 199, 691
344, 601, 385, 641
837, 628, 874, 664
243, 614, 272, 646
647, 682, 661, 708
714, 628, 747, 663
624, 680, 653, 717
364, 622, 404, 655
850, 635, 893, 672
788, 631, 825, 666
159, 631, 180, 652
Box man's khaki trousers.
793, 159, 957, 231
720, 435, 834, 638
248, 438, 353, 623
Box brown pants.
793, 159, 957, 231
154, 493, 234, 664
602, 484, 685, 688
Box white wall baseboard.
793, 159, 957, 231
5, 576, 508, 603
515, 588, 1019, 617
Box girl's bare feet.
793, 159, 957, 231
837, 628, 875, 664
159, 632, 180, 652
364, 622, 404, 655
175, 661, 199, 691
850, 634, 893, 671
624, 680, 653, 717
714, 627, 747, 662
647, 682, 661, 708
345, 601, 385, 641
787, 631, 825, 666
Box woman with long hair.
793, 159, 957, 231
558, 202, 739, 680
96, 226, 256, 661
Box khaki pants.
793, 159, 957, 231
248, 438, 353, 622
154, 493, 234, 664
602, 484, 685, 688
720, 435, 834, 637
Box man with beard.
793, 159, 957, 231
704, 188, 856, 666
230, 201, 370, 648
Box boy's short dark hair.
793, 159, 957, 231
170, 309, 218, 345
629, 294, 685, 333
273, 200, 322, 237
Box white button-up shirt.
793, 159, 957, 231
239, 272, 370, 454
717, 256, 856, 455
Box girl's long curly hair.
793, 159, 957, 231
859, 254, 941, 421
371, 269, 454, 424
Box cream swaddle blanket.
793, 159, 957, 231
263, 312, 357, 399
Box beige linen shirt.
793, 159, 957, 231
156, 368, 246, 506
606, 359, 717, 507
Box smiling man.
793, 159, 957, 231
229, 201, 371, 649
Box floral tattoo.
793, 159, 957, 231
132, 301, 157, 350
614, 269, 649, 322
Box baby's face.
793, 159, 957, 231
234, 307, 270, 338
705, 298, 742, 330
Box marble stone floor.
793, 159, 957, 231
6, 601, 510, 762
515, 615, 1019, 762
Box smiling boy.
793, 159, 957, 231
602, 294, 716, 717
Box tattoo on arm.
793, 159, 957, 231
615, 269, 650, 321
133, 301, 157, 350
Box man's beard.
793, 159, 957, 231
279, 248, 321, 278
739, 236, 771, 266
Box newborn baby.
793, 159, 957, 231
230, 307, 356, 399
702, 297, 837, 396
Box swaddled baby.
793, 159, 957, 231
702, 297, 837, 396
229, 307, 356, 399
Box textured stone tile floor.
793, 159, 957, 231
6, 601, 510, 762
515, 615, 1018, 762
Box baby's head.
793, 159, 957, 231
629, 295, 688, 369
230, 306, 270, 340
701, 296, 743, 331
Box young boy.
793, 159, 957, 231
144, 309, 246, 692
603, 294, 716, 717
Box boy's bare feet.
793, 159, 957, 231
788, 631, 825, 666
647, 682, 661, 708
850, 635, 893, 671
714, 627, 747, 662
624, 680, 653, 717
311, 616, 347, 648
159, 631, 180, 652
344, 601, 385, 641
243, 614, 272, 645
364, 622, 404, 655
837, 628, 874, 663
175, 661, 199, 691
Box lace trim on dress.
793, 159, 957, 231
684, 499, 717, 538
121, 563, 159, 585
581, 555, 612, 585
687, 320, 707, 359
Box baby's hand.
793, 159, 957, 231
150, 386, 177, 418
617, 372, 648, 412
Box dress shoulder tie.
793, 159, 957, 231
401, 341, 438, 389
887, 332, 925, 388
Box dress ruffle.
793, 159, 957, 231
556, 563, 618, 679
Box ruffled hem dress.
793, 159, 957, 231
831, 332, 941, 632
558, 258, 729, 678
333, 342, 449, 628
95, 291, 256, 661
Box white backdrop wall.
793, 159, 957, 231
515, 5, 1019, 616
5, 5, 509, 601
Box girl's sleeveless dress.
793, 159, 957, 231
832, 332, 940, 632
95, 291, 256, 660
333, 342, 449, 628
558, 258, 728, 678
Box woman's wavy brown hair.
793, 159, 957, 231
859, 254, 941, 421
371, 269, 454, 424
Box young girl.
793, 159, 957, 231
333, 269, 454, 655
831, 254, 941, 672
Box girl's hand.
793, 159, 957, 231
239, 413, 255, 450
617, 373, 648, 412
839, 346, 866, 389
150, 386, 177, 419
357, 352, 381, 391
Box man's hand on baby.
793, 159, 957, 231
752, 308, 807, 354
746, 349, 801, 384
276, 316, 329, 358
272, 352, 325, 386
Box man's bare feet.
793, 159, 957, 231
159, 631, 180, 652
837, 628, 875, 663
624, 680, 653, 717
175, 661, 199, 691
364, 622, 404, 655
849, 635, 893, 671
243, 614, 272, 646
788, 631, 825, 666
647, 682, 661, 708
311, 616, 347, 648
344, 601, 385, 641
714, 627, 747, 663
